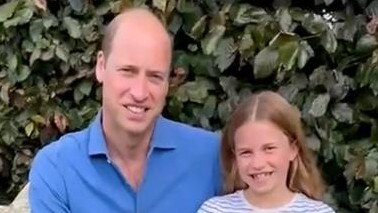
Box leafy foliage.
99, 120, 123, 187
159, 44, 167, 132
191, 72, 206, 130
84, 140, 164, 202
0, 0, 377, 211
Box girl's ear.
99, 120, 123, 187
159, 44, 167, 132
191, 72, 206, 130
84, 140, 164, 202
289, 140, 299, 161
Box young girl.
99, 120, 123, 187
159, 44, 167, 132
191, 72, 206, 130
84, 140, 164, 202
198, 91, 335, 213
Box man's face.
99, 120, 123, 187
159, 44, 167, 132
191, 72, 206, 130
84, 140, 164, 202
96, 24, 171, 136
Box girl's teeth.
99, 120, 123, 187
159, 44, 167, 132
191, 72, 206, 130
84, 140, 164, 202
252, 172, 272, 179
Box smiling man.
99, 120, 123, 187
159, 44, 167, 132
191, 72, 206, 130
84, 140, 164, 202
28, 8, 221, 213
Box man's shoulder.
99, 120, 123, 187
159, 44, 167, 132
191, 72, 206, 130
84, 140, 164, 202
198, 192, 242, 212
292, 194, 335, 213
36, 127, 89, 160
160, 117, 219, 142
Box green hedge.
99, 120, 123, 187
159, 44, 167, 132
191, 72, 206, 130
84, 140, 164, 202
0, 0, 378, 212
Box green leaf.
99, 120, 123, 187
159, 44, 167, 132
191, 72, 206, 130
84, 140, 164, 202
78, 80, 93, 96
153, 0, 168, 11
201, 25, 225, 55
321, 29, 337, 54
190, 54, 219, 77
289, 8, 306, 22
0, 1, 19, 22
63, 17, 82, 39
218, 99, 233, 123
278, 8, 292, 32
363, 151, 378, 179
25, 122, 34, 137
374, 176, 378, 193
253, 47, 279, 79
0, 82, 10, 104
231, 4, 268, 26
4, 7, 33, 28
193, 78, 215, 103
215, 38, 236, 72
334, 20, 357, 42
239, 28, 255, 58
17, 65, 31, 82
309, 93, 330, 117
22, 40, 34, 53
168, 14, 183, 35
324, 0, 335, 5
68, 0, 85, 12
189, 15, 207, 39
8, 54, 18, 71
331, 103, 354, 123
309, 66, 335, 90
30, 48, 41, 65
82, 20, 99, 42
40, 46, 55, 61
177, 78, 215, 104
74, 87, 84, 104
95, 1, 111, 15
219, 76, 239, 98
43, 15, 58, 29
273, 0, 291, 9
31, 115, 46, 124
356, 90, 378, 111
302, 13, 328, 34
278, 84, 299, 102
276, 37, 299, 70
202, 96, 217, 118
356, 34, 378, 53
55, 44, 69, 62
297, 41, 314, 69
367, 0, 378, 16
306, 134, 321, 151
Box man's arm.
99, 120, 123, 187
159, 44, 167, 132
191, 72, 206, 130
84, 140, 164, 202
29, 148, 70, 213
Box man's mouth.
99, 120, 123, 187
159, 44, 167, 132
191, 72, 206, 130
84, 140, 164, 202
125, 105, 148, 114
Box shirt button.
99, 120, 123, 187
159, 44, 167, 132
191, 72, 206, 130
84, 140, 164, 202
106, 158, 111, 164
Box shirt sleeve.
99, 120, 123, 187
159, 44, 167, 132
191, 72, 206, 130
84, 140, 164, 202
197, 198, 221, 213
212, 134, 222, 196
28, 148, 70, 213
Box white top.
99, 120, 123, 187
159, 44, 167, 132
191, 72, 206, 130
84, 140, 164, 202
197, 190, 335, 213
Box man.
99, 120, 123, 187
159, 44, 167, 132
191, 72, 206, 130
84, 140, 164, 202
29, 8, 221, 213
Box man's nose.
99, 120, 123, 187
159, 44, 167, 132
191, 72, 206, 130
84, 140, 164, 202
129, 75, 148, 102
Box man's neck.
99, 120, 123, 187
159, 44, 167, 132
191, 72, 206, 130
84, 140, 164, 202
101, 118, 155, 189
103, 123, 153, 161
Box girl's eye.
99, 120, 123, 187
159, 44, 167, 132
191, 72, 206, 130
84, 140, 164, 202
239, 151, 252, 157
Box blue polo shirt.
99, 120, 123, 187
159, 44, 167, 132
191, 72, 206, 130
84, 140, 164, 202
29, 114, 221, 213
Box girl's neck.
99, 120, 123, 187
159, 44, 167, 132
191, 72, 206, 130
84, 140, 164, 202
243, 187, 296, 209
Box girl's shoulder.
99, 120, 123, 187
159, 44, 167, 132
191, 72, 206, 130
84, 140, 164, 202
197, 191, 249, 213
288, 193, 335, 213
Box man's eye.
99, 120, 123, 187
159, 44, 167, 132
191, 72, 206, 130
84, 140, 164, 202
149, 74, 165, 82
264, 146, 276, 151
122, 69, 133, 73
152, 74, 163, 80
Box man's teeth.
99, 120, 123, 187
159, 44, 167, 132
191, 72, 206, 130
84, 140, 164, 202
127, 106, 145, 113
251, 172, 273, 179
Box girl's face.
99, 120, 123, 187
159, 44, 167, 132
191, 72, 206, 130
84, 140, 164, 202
234, 120, 298, 197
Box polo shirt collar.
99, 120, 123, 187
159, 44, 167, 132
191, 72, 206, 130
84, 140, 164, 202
88, 112, 108, 156
88, 112, 176, 156
150, 116, 176, 150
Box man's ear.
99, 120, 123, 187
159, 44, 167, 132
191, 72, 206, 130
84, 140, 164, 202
95, 51, 105, 83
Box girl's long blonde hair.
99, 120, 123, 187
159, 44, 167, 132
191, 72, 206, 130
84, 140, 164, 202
221, 91, 325, 200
